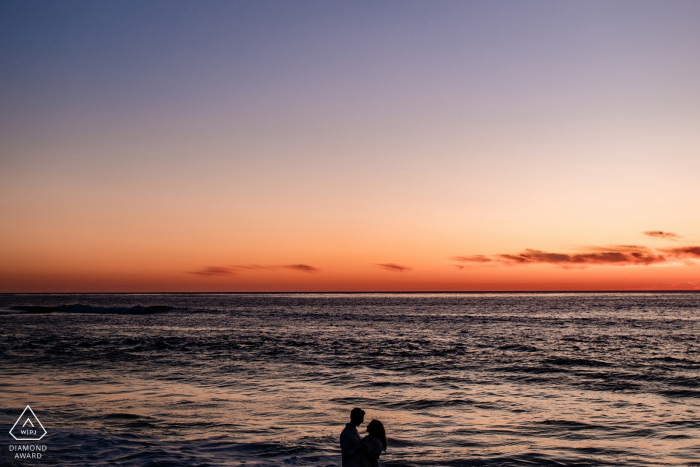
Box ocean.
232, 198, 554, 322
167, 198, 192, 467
1, 293, 698, 466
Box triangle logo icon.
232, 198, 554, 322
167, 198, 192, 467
9, 406, 47, 441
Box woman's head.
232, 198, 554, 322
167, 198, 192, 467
366, 419, 387, 451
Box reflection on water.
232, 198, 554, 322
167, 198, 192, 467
1, 293, 699, 466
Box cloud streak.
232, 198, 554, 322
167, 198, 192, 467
283, 264, 320, 273
496, 246, 665, 266
452, 255, 492, 263
644, 231, 681, 240
661, 246, 700, 258
189, 263, 320, 277
188, 266, 237, 276
454, 243, 700, 268
376, 263, 411, 272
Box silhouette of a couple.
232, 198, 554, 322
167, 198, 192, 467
339, 408, 387, 467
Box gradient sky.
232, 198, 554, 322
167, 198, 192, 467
2, 0, 700, 292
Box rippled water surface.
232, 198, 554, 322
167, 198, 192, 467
1, 293, 699, 466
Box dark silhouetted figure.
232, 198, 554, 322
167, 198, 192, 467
361, 419, 387, 467
340, 407, 365, 467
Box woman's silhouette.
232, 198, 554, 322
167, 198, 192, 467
361, 419, 387, 467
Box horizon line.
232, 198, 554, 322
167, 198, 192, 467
1, 290, 699, 295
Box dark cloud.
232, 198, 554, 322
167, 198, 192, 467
499, 246, 665, 266
283, 264, 320, 273
452, 255, 492, 263
661, 246, 700, 258
644, 231, 681, 240
455, 245, 669, 267
376, 263, 411, 272
188, 266, 236, 277
189, 263, 319, 276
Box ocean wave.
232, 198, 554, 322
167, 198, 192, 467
2, 293, 700, 466
9, 304, 173, 314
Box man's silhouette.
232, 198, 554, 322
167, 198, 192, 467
339, 407, 365, 467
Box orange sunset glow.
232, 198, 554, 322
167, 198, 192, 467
2, 2, 700, 292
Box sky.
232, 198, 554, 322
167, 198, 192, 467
1, 0, 700, 292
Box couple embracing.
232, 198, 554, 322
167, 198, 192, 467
339, 408, 388, 467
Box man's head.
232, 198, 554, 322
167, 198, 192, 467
350, 407, 365, 427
